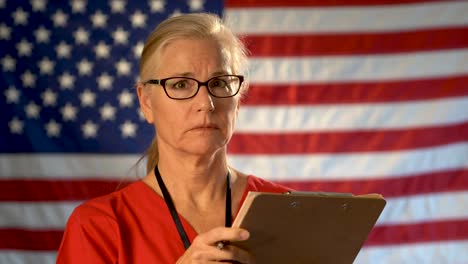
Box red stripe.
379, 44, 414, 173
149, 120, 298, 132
277, 169, 468, 198
0, 229, 62, 250
365, 219, 468, 246
242, 75, 468, 105
0, 169, 466, 201
226, 0, 446, 7
1, 219, 466, 250
244, 28, 468, 56
0, 179, 125, 201
229, 123, 468, 154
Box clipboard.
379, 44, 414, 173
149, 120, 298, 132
231, 191, 386, 264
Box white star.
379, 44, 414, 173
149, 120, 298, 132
16, 39, 33, 57
130, 10, 146, 28
77, 58, 93, 76
171, 9, 182, 17
120, 120, 137, 138
113, 27, 128, 45
188, 0, 204, 11
0, 23, 11, 40
82, 120, 98, 138
34, 26, 51, 43
30, 0, 47, 12
41, 88, 57, 106
71, 0, 86, 13
21, 71, 36, 88
58, 72, 75, 89
52, 9, 68, 27
133, 41, 144, 58
100, 103, 116, 121
60, 102, 78, 121
149, 0, 165, 13
94, 41, 110, 59
25, 101, 41, 118
80, 89, 96, 107
9, 117, 24, 134
1, 55, 16, 71
90, 10, 107, 28
56, 41, 72, 58
116, 59, 131, 76
37, 57, 55, 75
118, 89, 134, 107
74, 27, 89, 44
4, 86, 21, 104
12, 7, 28, 25
45, 119, 61, 137
97, 72, 113, 90
137, 108, 145, 121
110, 0, 125, 13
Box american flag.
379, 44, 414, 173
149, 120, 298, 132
1, 0, 467, 263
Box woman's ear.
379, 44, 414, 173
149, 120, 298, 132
136, 82, 154, 124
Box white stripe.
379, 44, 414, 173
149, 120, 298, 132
247, 49, 468, 83
376, 191, 468, 225
237, 97, 468, 132
0, 201, 80, 229
1, 143, 467, 180
356, 240, 468, 264
0, 154, 146, 178
0, 192, 466, 229
225, 2, 468, 34
230, 143, 468, 180
0, 251, 57, 264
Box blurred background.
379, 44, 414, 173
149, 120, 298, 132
0, 0, 467, 263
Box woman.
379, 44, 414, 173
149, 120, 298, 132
57, 13, 289, 263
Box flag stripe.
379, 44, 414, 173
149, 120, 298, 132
2, 143, 467, 180
355, 240, 468, 263
226, 0, 446, 7
367, 220, 468, 246
226, 2, 468, 34
244, 27, 468, 56
248, 49, 468, 84
238, 97, 468, 132
1, 169, 465, 201
1, 191, 466, 230
1, 218, 466, 250
243, 76, 468, 105
0, 251, 57, 264
230, 123, 468, 154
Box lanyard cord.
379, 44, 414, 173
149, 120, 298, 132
154, 165, 232, 250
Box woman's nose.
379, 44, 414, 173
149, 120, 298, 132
194, 84, 215, 112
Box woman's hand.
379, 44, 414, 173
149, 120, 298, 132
176, 227, 254, 264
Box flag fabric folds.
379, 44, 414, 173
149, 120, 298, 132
1, 0, 467, 263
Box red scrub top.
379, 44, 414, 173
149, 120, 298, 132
56, 175, 290, 263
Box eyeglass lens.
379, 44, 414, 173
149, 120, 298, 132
164, 76, 240, 99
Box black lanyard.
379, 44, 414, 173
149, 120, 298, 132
154, 165, 232, 250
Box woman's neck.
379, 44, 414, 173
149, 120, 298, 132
155, 148, 230, 209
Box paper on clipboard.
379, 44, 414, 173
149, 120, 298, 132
231, 191, 386, 264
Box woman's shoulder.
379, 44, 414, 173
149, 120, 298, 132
69, 180, 148, 222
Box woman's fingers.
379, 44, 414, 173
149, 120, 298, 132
195, 227, 250, 245
177, 227, 254, 264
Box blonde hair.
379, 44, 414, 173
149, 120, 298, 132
139, 13, 249, 173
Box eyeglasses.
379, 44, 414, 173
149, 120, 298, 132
143, 75, 244, 100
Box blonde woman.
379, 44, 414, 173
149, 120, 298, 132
57, 13, 289, 263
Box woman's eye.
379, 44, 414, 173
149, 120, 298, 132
211, 79, 227, 88
172, 81, 188, 89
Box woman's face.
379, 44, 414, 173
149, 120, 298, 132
138, 38, 240, 158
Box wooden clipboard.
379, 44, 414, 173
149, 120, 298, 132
231, 191, 386, 264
